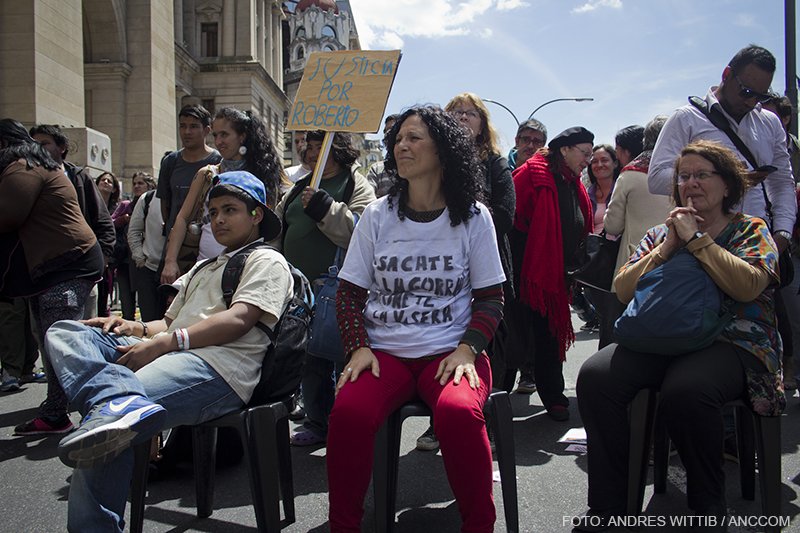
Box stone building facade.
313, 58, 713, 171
0, 0, 288, 189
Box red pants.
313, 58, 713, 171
326, 350, 495, 533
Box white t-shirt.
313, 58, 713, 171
339, 197, 505, 359
160, 245, 294, 402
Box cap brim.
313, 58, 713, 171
259, 205, 282, 242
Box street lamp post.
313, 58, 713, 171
482, 98, 520, 127
528, 97, 594, 119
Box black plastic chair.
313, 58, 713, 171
372, 390, 519, 533
627, 390, 781, 532
129, 397, 295, 533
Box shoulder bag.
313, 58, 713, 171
570, 231, 621, 292
176, 168, 215, 274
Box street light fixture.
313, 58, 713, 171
482, 98, 520, 127
528, 97, 594, 119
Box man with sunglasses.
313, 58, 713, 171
648, 45, 795, 254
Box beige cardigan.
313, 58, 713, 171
603, 168, 672, 292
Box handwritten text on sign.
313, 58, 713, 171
289, 50, 401, 133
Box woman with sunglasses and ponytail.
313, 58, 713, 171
161, 107, 287, 284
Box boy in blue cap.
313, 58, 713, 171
45, 171, 293, 532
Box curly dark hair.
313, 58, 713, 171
0, 118, 59, 173
214, 107, 285, 207
306, 130, 360, 168
383, 105, 483, 227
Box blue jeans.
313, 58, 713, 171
45, 320, 243, 533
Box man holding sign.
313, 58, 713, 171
270, 130, 375, 446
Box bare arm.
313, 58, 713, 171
161, 166, 213, 283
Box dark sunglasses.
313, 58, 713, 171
734, 75, 772, 103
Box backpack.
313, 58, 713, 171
613, 250, 733, 355
190, 241, 313, 404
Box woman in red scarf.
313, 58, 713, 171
509, 127, 594, 421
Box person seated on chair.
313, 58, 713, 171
45, 171, 293, 533
573, 140, 782, 532
326, 105, 506, 533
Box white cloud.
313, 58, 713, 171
733, 13, 756, 28
571, 0, 623, 15
479, 28, 494, 38
349, 0, 524, 49
497, 0, 530, 9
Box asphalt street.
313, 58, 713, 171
2, 314, 800, 532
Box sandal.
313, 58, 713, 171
290, 429, 326, 447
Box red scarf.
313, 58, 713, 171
512, 153, 592, 361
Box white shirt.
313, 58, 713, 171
128, 191, 165, 272
339, 197, 506, 359
649, 87, 796, 234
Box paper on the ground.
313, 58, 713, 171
558, 427, 587, 444
565, 444, 587, 454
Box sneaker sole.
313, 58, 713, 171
59, 405, 167, 469
14, 422, 74, 436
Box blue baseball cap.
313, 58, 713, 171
210, 170, 282, 241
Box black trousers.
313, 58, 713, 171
506, 300, 567, 408
576, 341, 761, 513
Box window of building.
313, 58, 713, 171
259, 97, 265, 119
201, 23, 219, 57
296, 46, 305, 61
202, 99, 215, 116
295, 27, 306, 39
322, 25, 336, 39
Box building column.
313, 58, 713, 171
0, 0, 85, 126
174, 0, 184, 45
271, 4, 282, 86
222, 0, 235, 56
257, 0, 266, 68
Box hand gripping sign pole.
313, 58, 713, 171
289, 50, 402, 189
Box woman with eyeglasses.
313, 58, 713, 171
509, 127, 595, 422
404, 93, 516, 451
574, 140, 781, 530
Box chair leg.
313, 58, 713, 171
248, 406, 284, 532
275, 408, 296, 525
754, 415, 782, 533
627, 389, 657, 516
734, 406, 756, 501
129, 441, 152, 533
373, 409, 403, 533
653, 411, 669, 494
487, 391, 518, 533
192, 425, 219, 518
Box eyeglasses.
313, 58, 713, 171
676, 170, 719, 183
451, 109, 480, 119
570, 146, 593, 159
734, 75, 772, 103
517, 135, 545, 147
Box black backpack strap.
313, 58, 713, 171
688, 96, 774, 226
220, 242, 274, 338
688, 96, 760, 169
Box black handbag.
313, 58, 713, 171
570, 231, 621, 292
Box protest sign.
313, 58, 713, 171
288, 50, 402, 134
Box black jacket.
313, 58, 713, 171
64, 162, 116, 258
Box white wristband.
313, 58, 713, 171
175, 328, 190, 351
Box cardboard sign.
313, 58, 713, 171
288, 50, 401, 133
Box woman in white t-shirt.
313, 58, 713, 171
325, 106, 506, 533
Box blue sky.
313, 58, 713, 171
348, 0, 795, 153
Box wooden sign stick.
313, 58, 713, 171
309, 131, 333, 190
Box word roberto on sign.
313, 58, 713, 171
290, 102, 359, 129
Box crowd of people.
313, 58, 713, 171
0, 43, 798, 532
